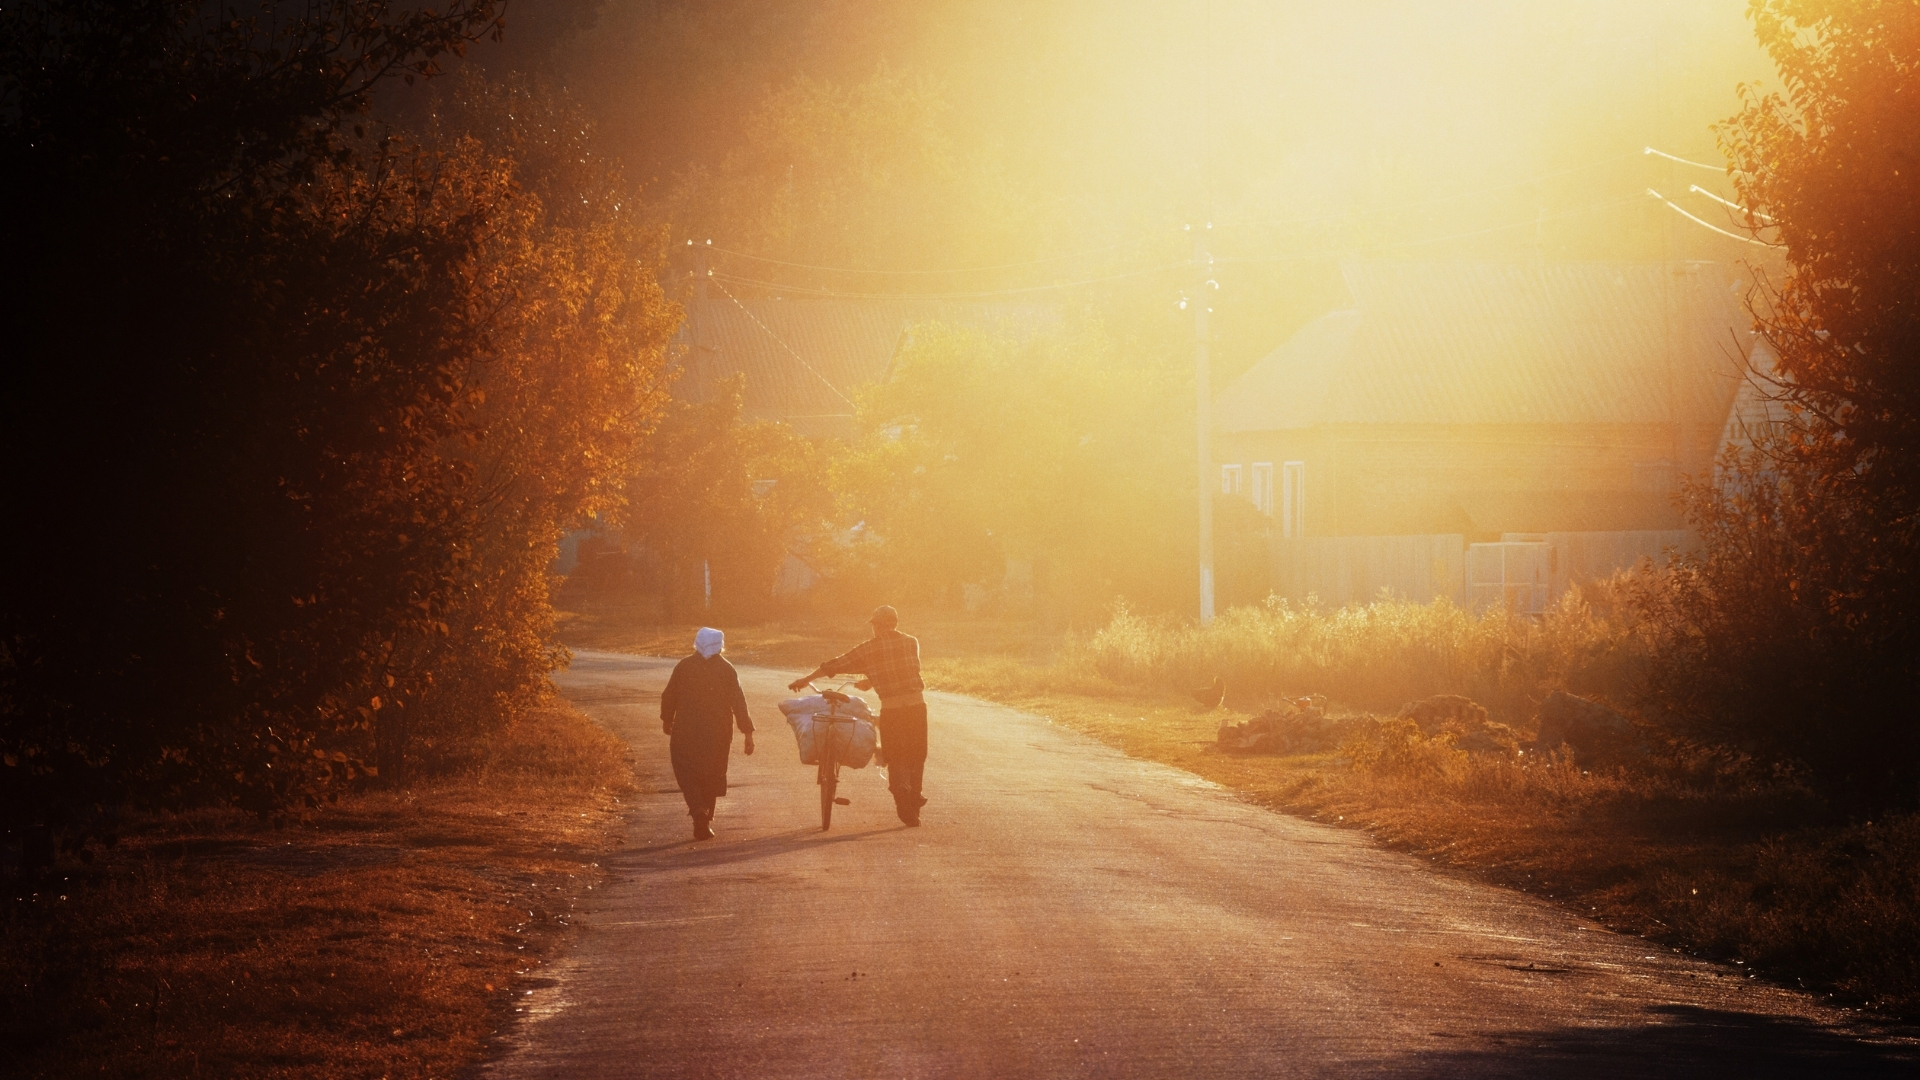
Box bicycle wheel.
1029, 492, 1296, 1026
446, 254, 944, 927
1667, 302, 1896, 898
819, 743, 837, 831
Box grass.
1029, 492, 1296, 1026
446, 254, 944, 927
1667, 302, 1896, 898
1070, 590, 1650, 725
560, 592, 1920, 1018
1, 701, 636, 1079
925, 621, 1920, 1019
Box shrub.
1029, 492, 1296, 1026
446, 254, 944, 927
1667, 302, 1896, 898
1632, 447, 1920, 810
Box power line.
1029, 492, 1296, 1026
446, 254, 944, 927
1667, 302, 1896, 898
1379, 193, 1648, 248
707, 261, 1191, 301
1215, 192, 1648, 263
710, 237, 1153, 277
1646, 188, 1778, 247
715, 191, 1654, 298
706, 276, 856, 406
703, 151, 1649, 280
1644, 146, 1725, 173
702, 178, 1724, 301
1689, 183, 1776, 223
1227, 150, 1645, 230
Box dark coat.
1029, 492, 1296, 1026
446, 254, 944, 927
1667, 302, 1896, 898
661, 653, 754, 802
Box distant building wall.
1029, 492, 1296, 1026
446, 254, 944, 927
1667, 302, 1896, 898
1268, 528, 1694, 611
1270, 534, 1467, 606
1216, 421, 1714, 538
1519, 529, 1694, 600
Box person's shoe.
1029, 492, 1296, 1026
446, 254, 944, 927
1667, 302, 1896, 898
693, 815, 714, 840
916, 794, 928, 807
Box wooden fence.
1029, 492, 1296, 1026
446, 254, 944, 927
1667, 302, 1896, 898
1269, 534, 1467, 606
1268, 529, 1694, 610
1519, 530, 1693, 601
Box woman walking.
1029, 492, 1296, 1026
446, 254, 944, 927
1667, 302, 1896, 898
661, 627, 755, 840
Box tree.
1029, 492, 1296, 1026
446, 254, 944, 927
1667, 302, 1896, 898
0, 3, 675, 826
651, 67, 1029, 296
1634, 1, 1920, 808
617, 377, 831, 621
365, 72, 681, 781
835, 322, 1195, 623
1719, 0, 1920, 514
1633, 447, 1904, 804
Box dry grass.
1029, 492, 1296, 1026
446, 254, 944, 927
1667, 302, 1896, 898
1071, 590, 1648, 725
1, 701, 636, 1079
557, 598, 1920, 1017
926, 629, 1920, 1019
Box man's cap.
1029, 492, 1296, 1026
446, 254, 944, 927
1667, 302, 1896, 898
868, 605, 899, 628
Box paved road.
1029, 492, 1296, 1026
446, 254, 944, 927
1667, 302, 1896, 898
485, 650, 1917, 1079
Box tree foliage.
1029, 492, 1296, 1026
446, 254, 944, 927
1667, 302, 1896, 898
0, 2, 675, 827
652, 67, 1026, 292
1633, 448, 1912, 805
1636, 1, 1920, 807
834, 323, 1195, 623
1720, 0, 1920, 511
617, 376, 831, 621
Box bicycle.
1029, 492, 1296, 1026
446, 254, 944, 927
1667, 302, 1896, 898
794, 681, 862, 831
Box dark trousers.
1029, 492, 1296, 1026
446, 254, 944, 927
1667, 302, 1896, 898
682, 790, 717, 819
879, 704, 928, 803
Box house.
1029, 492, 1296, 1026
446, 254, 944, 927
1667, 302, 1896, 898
1214, 261, 1765, 608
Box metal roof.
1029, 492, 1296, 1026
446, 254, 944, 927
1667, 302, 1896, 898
1217, 262, 1757, 432
674, 297, 1052, 438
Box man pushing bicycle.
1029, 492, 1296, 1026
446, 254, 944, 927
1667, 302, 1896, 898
789, 605, 928, 826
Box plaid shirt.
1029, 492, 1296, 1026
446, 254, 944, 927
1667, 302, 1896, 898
822, 629, 924, 706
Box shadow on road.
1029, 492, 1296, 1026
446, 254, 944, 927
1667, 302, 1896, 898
1368, 1004, 1919, 1078
612, 824, 915, 871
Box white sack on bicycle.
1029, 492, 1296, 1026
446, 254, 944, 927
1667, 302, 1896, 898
778, 694, 872, 720
779, 695, 878, 768
786, 715, 879, 768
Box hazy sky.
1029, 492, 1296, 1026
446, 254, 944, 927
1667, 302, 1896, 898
481, 0, 1780, 366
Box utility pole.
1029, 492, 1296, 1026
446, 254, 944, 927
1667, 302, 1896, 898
1193, 224, 1215, 625
690, 237, 710, 301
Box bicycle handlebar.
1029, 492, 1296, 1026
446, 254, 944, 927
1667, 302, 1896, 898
793, 679, 861, 701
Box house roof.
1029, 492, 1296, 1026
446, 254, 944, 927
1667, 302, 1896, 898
674, 297, 1052, 438
1216, 262, 1758, 432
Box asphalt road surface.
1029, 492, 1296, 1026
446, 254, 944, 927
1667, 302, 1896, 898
484, 650, 1918, 1079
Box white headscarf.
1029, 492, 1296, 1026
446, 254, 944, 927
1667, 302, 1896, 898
694, 626, 724, 658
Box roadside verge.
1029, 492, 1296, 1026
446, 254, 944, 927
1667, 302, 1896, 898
2, 702, 634, 1079
923, 655, 1920, 1021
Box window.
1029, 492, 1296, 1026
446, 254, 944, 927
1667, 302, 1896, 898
1250, 462, 1274, 516
1220, 463, 1243, 496
1281, 461, 1306, 538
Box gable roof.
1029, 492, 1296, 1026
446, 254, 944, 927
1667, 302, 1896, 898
1217, 262, 1758, 432
674, 297, 1053, 438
